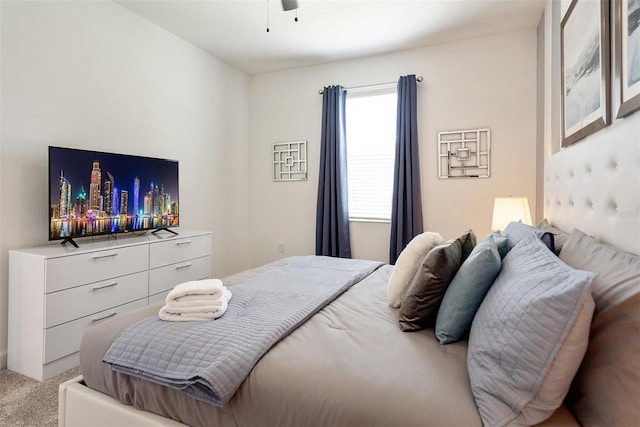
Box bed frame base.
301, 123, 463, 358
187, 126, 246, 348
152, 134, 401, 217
58, 375, 186, 427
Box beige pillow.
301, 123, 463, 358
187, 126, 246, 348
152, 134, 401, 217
559, 228, 640, 316
568, 294, 640, 426
387, 231, 444, 308
560, 229, 640, 426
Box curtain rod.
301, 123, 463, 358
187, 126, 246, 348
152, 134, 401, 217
318, 76, 423, 95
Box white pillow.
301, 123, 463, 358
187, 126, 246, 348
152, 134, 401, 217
387, 231, 444, 308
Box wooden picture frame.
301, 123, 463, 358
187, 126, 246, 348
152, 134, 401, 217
561, 0, 611, 147
614, 0, 640, 118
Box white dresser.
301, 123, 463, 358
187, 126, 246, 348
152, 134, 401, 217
8, 229, 211, 381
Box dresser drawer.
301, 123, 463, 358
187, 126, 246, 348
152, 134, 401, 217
149, 255, 211, 296
45, 271, 148, 328
149, 290, 170, 305
45, 245, 149, 293
44, 298, 148, 364
149, 234, 210, 269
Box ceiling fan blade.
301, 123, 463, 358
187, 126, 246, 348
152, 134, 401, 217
281, 0, 298, 11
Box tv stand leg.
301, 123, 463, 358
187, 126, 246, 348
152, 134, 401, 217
60, 238, 79, 248
152, 227, 178, 236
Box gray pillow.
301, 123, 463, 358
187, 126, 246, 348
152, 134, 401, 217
458, 229, 477, 261
398, 231, 476, 332
435, 234, 502, 344
398, 240, 461, 332
468, 233, 594, 427
504, 221, 555, 253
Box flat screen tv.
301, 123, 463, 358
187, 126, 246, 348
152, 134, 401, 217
49, 146, 179, 247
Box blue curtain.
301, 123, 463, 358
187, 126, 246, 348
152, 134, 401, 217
390, 75, 423, 264
315, 85, 351, 258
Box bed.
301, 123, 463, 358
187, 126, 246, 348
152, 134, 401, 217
59, 138, 639, 427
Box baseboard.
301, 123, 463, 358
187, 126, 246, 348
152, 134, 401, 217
0, 350, 7, 370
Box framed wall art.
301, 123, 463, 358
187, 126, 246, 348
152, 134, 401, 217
561, 0, 611, 147
437, 128, 491, 178
273, 141, 308, 181
614, 0, 640, 118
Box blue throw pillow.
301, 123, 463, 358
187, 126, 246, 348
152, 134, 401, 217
489, 231, 510, 259
435, 234, 502, 344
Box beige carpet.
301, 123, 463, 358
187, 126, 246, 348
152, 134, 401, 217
0, 366, 81, 427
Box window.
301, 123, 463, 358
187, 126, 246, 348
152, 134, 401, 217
346, 88, 397, 221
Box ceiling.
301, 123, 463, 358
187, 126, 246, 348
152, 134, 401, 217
116, 0, 546, 76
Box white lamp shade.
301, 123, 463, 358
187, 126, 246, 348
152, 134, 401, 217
491, 197, 532, 231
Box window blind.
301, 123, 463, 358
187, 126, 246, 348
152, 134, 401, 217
346, 89, 397, 221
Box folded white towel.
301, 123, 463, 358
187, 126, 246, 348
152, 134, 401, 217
159, 297, 230, 322
166, 288, 233, 309
165, 279, 228, 307
159, 310, 224, 322
160, 279, 233, 322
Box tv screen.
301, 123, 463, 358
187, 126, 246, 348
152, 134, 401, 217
49, 146, 179, 244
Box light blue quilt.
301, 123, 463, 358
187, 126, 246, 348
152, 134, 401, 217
103, 255, 382, 407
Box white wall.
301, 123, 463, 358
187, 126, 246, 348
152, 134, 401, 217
248, 29, 539, 267
0, 1, 251, 369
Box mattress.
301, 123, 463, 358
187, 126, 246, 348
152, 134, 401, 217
79, 258, 577, 427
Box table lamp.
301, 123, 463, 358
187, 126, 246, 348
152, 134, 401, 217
491, 196, 532, 231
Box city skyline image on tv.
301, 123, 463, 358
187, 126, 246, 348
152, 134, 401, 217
49, 146, 179, 242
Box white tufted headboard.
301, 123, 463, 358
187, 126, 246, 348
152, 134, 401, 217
544, 130, 640, 256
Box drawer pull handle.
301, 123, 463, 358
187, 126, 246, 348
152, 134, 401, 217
92, 312, 117, 322
176, 240, 193, 246
92, 253, 118, 260
92, 282, 117, 291
176, 263, 193, 270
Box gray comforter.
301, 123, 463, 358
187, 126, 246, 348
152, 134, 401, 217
103, 255, 382, 407
80, 257, 580, 426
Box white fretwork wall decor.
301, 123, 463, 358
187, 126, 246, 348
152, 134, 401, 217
438, 128, 491, 178
273, 141, 308, 181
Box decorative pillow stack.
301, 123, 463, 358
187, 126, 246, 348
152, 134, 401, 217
388, 222, 604, 426
467, 233, 595, 426
398, 230, 476, 332
387, 231, 444, 308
